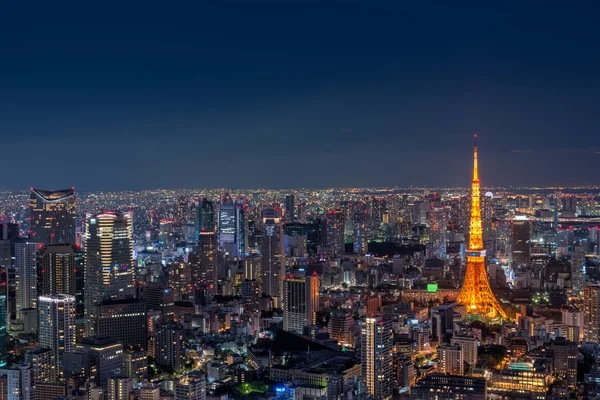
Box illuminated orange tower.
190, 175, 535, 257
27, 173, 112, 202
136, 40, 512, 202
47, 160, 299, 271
457, 136, 507, 320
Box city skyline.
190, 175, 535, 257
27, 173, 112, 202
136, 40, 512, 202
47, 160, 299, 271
1, 2, 599, 190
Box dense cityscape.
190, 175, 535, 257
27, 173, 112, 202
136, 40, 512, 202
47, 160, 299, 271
0, 141, 597, 399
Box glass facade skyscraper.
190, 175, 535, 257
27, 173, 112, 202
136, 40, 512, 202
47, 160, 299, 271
29, 188, 76, 246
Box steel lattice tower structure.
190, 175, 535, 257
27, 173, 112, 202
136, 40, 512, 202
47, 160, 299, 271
457, 136, 507, 320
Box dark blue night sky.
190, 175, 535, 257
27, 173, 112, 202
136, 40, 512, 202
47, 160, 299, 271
1, 1, 599, 190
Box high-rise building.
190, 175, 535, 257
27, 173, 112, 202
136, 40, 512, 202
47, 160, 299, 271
0, 267, 7, 367
107, 376, 133, 400
457, 137, 507, 320
285, 195, 295, 223
196, 199, 215, 236
584, 283, 600, 344
29, 188, 76, 246
361, 316, 393, 400
0, 224, 19, 320
437, 344, 464, 375
24, 347, 55, 384
84, 212, 134, 337
197, 233, 217, 290
427, 206, 447, 259
95, 299, 147, 349
282, 275, 319, 334
175, 372, 206, 400
261, 210, 284, 301
123, 348, 148, 383
218, 196, 246, 257
410, 373, 487, 399
39, 294, 75, 380
327, 312, 354, 348
155, 321, 184, 371
326, 210, 345, 256
511, 217, 531, 265
550, 337, 577, 388
144, 284, 175, 321
15, 242, 41, 319
74, 336, 123, 388
241, 279, 259, 313
37, 244, 77, 296
572, 244, 586, 294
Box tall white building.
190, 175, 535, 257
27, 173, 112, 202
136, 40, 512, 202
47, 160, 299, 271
15, 242, 41, 318
451, 336, 478, 371
361, 316, 393, 400
438, 344, 464, 375
283, 275, 319, 334
39, 294, 76, 379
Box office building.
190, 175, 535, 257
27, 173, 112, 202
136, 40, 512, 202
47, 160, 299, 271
197, 233, 217, 289
283, 275, 319, 334
35, 382, 67, 400
37, 244, 77, 296
155, 321, 184, 371
15, 242, 40, 319
427, 206, 447, 259
218, 196, 245, 257
411, 373, 487, 399
196, 198, 215, 237
0, 268, 6, 367
550, 337, 578, 388
75, 336, 123, 388
327, 312, 354, 348
285, 195, 295, 222
39, 294, 75, 380
29, 188, 76, 246
95, 299, 146, 349
326, 210, 345, 256
144, 284, 175, 321
361, 316, 393, 400
261, 209, 284, 301
241, 279, 259, 313
511, 217, 531, 265
84, 212, 134, 337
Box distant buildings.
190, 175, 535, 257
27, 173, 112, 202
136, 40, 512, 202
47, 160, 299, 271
38, 294, 75, 380
29, 188, 76, 246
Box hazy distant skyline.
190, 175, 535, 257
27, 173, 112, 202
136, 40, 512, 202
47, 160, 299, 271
1, 1, 599, 191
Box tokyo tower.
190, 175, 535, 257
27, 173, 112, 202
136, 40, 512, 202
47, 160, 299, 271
457, 136, 507, 320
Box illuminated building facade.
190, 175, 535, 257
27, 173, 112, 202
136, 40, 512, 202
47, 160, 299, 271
326, 210, 345, 256
361, 316, 393, 400
457, 137, 507, 320
261, 209, 284, 301
37, 244, 77, 296
29, 188, 76, 246
38, 294, 75, 380
584, 283, 600, 344
282, 275, 319, 334
411, 373, 486, 399
84, 212, 135, 337
15, 242, 41, 319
